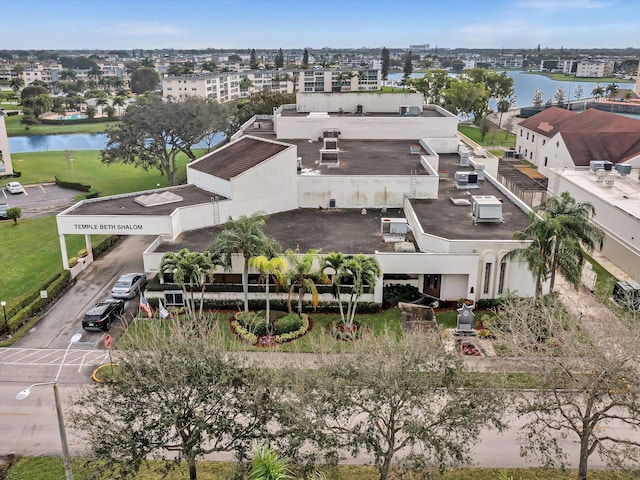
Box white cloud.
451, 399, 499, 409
99, 22, 183, 37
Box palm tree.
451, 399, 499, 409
95, 97, 109, 115
591, 84, 604, 102
605, 82, 619, 101
322, 251, 347, 323
285, 248, 322, 317
160, 249, 215, 320
341, 254, 382, 328
248, 255, 286, 331
209, 213, 280, 312
283, 73, 296, 93
112, 95, 127, 115
104, 105, 117, 121
87, 65, 102, 83
536, 192, 604, 291
85, 105, 97, 121
60, 69, 77, 82
506, 192, 604, 297
9, 77, 24, 92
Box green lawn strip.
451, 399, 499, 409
4, 114, 119, 136
526, 71, 633, 84
5, 150, 193, 195
0, 217, 108, 311
458, 125, 516, 147
5, 457, 633, 480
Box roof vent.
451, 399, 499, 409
604, 173, 615, 187
474, 163, 486, 181
595, 168, 606, 182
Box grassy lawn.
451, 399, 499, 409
6, 150, 194, 196
4, 457, 633, 480
4, 114, 118, 136
121, 309, 405, 353
0, 217, 108, 310
527, 71, 633, 84
458, 125, 516, 147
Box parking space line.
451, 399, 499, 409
39, 184, 47, 193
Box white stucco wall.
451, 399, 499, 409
187, 168, 232, 198
229, 146, 298, 216
546, 169, 640, 278
296, 92, 425, 113
276, 115, 459, 141
297, 175, 439, 208
0, 114, 13, 176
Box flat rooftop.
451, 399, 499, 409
554, 168, 640, 221
281, 109, 443, 118
155, 208, 403, 255
63, 185, 224, 217
286, 139, 433, 176
410, 154, 532, 241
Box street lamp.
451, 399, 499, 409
1, 301, 7, 335
16, 333, 82, 480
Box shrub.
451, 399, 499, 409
85, 191, 100, 199
235, 312, 267, 336
77, 249, 88, 258
68, 257, 79, 268
273, 313, 303, 336
55, 176, 91, 192
383, 283, 419, 307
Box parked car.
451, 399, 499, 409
111, 272, 147, 299
5, 182, 24, 194
82, 298, 124, 331
0, 203, 9, 218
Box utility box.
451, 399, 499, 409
471, 195, 503, 224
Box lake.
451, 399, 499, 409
387, 70, 614, 107
9, 132, 227, 154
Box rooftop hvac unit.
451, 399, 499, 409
399, 105, 420, 116
296, 157, 302, 172
604, 173, 615, 187
471, 195, 503, 224
474, 163, 486, 180
324, 138, 338, 150
595, 168, 606, 182
455, 171, 479, 189
323, 129, 340, 138
394, 241, 416, 253
590, 160, 612, 173
615, 163, 632, 176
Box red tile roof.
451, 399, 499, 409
190, 137, 290, 180
520, 107, 640, 166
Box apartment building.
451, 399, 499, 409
162, 69, 382, 101
576, 60, 614, 78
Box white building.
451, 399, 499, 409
0, 110, 14, 176
56, 93, 540, 306
516, 107, 640, 278
162, 69, 382, 101
575, 60, 613, 78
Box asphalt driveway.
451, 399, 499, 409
1, 182, 78, 219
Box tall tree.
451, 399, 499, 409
301, 49, 309, 69
291, 331, 506, 480
591, 84, 604, 102
491, 297, 640, 480
72, 317, 279, 480
340, 254, 381, 328
101, 95, 228, 185
402, 50, 413, 85
130, 66, 160, 94
532, 88, 544, 106
210, 213, 280, 312
380, 47, 390, 86
275, 48, 284, 69
9, 77, 24, 92
250, 49, 259, 69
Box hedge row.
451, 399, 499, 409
2, 235, 122, 335
55, 176, 91, 192
39, 117, 113, 126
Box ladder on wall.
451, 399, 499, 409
409, 170, 417, 198
212, 197, 220, 224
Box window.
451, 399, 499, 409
532, 135, 535, 141
164, 290, 184, 306
544, 156, 548, 166
556, 141, 560, 147
530, 152, 533, 160
526, 132, 529, 140
498, 261, 507, 294
542, 139, 546, 145
483, 263, 492, 294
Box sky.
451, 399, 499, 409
1, 0, 638, 51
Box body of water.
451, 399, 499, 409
387, 70, 615, 108
9, 132, 227, 154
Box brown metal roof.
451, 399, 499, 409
518, 107, 576, 136
189, 136, 290, 180
562, 131, 640, 166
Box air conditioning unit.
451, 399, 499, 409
455, 171, 479, 189
590, 160, 607, 173
471, 195, 503, 224
399, 105, 420, 116
474, 163, 486, 180
459, 149, 471, 166
615, 163, 632, 176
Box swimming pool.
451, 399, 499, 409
58, 113, 88, 120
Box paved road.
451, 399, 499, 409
15, 235, 154, 349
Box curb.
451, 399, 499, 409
92, 363, 119, 383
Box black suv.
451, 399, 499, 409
82, 298, 125, 331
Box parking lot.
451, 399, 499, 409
1, 182, 78, 219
